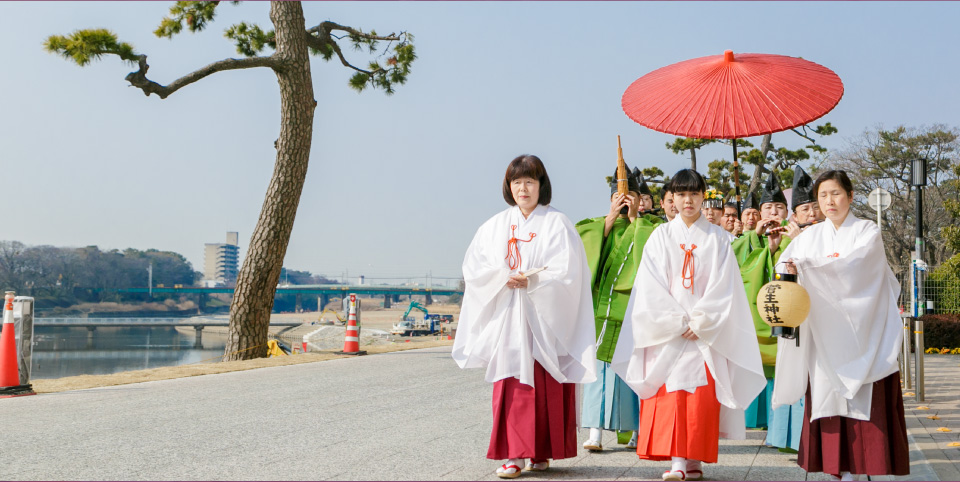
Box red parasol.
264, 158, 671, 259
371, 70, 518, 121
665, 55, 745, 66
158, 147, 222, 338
621, 50, 843, 212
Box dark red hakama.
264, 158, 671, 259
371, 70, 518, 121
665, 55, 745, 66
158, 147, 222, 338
798, 372, 910, 476
487, 361, 578, 461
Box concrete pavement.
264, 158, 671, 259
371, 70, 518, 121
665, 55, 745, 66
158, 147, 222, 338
1, 347, 955, 480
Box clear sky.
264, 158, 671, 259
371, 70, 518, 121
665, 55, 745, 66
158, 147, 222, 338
2, 2, 958, 285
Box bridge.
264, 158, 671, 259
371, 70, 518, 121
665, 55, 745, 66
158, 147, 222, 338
34, 317, 304, 349
116, 284, 465, 309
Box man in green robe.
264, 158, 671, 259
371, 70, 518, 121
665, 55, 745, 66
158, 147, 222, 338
577, 165, 663, 451
737, 171, 793, 432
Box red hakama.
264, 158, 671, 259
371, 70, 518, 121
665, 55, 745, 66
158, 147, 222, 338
487, 360, 578, 461
636, 365, 721, 463
798, 371, 910, 476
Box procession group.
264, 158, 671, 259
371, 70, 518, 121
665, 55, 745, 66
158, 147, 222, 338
452, 154, 909, 481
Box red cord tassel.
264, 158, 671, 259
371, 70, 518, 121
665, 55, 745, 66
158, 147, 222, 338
681, 244, 697, 294
505, 225, 536, 270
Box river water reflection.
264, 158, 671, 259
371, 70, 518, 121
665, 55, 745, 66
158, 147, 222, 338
32, 324, 229, 380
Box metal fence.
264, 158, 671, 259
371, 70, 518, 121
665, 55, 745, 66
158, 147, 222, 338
895, 264, 960, 315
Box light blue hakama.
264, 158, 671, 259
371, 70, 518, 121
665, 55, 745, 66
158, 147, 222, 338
580, 360, 639, 431
767, 397, 804, 451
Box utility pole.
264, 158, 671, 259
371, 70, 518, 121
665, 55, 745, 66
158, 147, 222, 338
911, 157, 928, 402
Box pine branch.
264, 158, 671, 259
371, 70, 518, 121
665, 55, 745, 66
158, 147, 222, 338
304, 21, 415, 94
307, 21, 404, 43
124, 54, 278, 99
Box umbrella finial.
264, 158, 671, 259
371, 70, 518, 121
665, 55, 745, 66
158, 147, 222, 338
724, 50, 735, 62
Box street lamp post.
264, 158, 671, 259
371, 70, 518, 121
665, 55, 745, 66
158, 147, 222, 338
911, 157, 927, 402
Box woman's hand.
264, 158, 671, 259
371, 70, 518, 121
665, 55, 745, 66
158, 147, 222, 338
784, 258, 798, 275
681, 327, 699, 341
506, 273, 528, 289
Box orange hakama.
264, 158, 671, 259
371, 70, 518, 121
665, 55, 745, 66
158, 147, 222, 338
636, 365, 721, 463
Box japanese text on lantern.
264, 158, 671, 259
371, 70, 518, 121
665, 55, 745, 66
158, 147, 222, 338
762, 284, 783, 324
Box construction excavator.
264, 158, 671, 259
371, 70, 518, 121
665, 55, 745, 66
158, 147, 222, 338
390, 301, 451, 336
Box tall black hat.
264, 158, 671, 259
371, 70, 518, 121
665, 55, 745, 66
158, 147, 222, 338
610, 163, 642, 196
759, 171, 788, 207
742, 190, 760, 211
634, 168, 652, 196
791, 165, 815, 210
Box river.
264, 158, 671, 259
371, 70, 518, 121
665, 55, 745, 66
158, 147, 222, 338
30, 324, 229, 380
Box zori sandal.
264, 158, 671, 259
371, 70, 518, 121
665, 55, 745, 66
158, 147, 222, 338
525, 460, 549, 471
497, 464, 523, 479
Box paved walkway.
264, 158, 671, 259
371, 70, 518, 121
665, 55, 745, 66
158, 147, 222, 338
1, 347, 956, 480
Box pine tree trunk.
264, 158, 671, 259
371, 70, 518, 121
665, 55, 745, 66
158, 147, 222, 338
747, 134, 773, 194
224, 1, 315, 361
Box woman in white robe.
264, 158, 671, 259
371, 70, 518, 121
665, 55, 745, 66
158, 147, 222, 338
453, 154, 596, 479
775, 170, 909, 480
612, 169, 766, 482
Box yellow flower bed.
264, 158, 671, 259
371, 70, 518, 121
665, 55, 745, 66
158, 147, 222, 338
924, 347, 960, 354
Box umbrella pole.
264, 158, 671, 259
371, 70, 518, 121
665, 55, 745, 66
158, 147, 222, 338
732, 140, 742, 218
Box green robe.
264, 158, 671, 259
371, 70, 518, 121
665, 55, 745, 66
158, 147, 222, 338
737, 230, 792, 378
576, 214, 663, 363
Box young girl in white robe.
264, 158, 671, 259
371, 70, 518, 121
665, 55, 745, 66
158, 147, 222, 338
612, 169, 766, 482
775, 170, 909, 480
453, 154, 597, 479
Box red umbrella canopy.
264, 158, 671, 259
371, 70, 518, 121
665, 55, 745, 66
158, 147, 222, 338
621, 50, 844, 139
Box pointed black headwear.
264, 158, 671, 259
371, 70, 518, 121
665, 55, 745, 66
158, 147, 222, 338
634, 167, 652, 196
610, 163, 642, 196
742, 190, 760, 212
791, 165, 815, 210
759, 171, 788, 207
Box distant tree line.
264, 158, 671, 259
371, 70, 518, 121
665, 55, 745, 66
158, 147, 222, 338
0, 241, 199, 307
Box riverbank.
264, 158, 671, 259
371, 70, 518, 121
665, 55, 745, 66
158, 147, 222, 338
31, 338, 454, 394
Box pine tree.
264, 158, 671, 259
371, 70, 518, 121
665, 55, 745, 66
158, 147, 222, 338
45, 1, 416, 360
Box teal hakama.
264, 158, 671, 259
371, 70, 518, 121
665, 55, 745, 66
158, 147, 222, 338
581, 359, 640, 431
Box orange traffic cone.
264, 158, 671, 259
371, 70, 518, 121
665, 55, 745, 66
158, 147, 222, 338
1, 291, 35, 398
335, 294, 366, 356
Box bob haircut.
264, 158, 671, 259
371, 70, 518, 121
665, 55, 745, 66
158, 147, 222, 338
813, 169, 854, 198
666, 169, 707, 194
502, 154, 552, 206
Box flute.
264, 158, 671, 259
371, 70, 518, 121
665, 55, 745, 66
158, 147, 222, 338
765, 220, 818, 235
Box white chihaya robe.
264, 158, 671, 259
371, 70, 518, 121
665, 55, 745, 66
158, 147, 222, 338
452, 204, 597, 387
611, 215, 766, 440
771, 214, 902, 422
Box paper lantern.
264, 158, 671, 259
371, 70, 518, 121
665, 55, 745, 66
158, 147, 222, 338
756, 273, 810, 339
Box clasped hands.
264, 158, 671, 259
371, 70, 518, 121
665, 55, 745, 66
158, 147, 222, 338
505, 273, 528, 289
